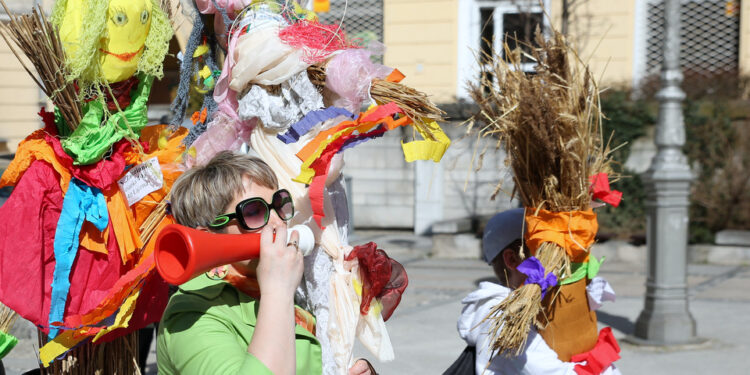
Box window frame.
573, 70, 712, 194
457, 0, 550, 100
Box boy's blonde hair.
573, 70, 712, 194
170, 151, 278, 229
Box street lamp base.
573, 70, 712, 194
631, 307, 701, 345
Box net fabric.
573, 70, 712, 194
278, 19, 358, 64
325, 46, 392, 113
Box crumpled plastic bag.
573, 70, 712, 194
238, 70, 323, 131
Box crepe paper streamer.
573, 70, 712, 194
0, 331, 18, 359
586, 276, 616, 311
306, 124, 391, 228
63, 215, 171, 332
295, 102, 406, 165
79, 221, 110, 254
525, 209, 598, 263
105, 185, 144, 264
0, 130, 74, 193
385, 68, 405, 83
561, 255, 604, 285
39, 329, 89, 367
589, 173, 622, 207
277, 107, 354, 144
517, 257, 558, 299
48, 179, 109, 339
92, 287, 141, 342
61, 74, 153, 165
313, 0, 329, 12
571, 327, 621, 375
402, 120, 451, 163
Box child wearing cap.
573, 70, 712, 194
454, 208, 620, 375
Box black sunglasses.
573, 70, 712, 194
209, 189, 294, 230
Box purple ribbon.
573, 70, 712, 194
277, 107, 354, 144
517, 256, 558, 298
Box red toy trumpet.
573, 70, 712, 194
155, 224, 314, 285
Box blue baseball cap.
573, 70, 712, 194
482, 208, 525, 264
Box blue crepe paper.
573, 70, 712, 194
48, 178, 108, 339
277, 107, 354, 144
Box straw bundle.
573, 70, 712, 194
306, 63, 446, 138
0, 303, 17, 334
37, 331, 141, 375
469, 28, 613, 355
0, 1, 82, 131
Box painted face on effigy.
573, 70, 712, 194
99, 0, 152, 82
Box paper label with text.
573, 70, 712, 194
118, 157, 163, 206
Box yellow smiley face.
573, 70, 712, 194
99, 0, 152, 82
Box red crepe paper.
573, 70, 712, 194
0, 161, 63, 329
589, 173, 622, 208
344, 242, 408, 321
571, 327, 621, 375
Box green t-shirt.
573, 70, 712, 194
157, 275, 322, 374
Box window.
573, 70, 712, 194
317, 0, 384, 48
457, 0, 550, 99
634, 0, 741, 95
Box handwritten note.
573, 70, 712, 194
118, 157, 163, 206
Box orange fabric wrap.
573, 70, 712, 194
525, 209, 598, 263
538, 278, 599, 361
0, 130, 72, 193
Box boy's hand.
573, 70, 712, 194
348, 359, 376, 375
256, 224, 303, 299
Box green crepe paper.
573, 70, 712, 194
62, 74, 153, 165
54, 108, 73, 138
560, 255, 604, 285
0, 331, 18, 359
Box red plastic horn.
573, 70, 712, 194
155, 224, 261, 285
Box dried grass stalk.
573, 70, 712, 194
0, 1, 82, 131
0, 303, 18, 333
306, 63, 446, 138
38, 330, 141, 375
468, 28, 613, 355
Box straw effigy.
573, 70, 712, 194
466, 27, 615, 357
307, 63, 446, 139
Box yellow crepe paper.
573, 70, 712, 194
402, 120, 451, 163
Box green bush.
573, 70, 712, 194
595, 88, 654, 240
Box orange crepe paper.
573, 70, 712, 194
79, 221, 109, 254
538, 278, 599, 361
0, 130, 72, 193
385, 68, 405, 83
524, 209, 597, 263
104, 187, 143, 264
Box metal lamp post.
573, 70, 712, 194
632, 0, 700, 345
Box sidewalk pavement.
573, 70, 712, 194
3, 230, 749, 374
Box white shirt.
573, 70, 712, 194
457, 281, 621, 375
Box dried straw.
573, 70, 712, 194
306, 63, 446, 138
468, 28, 613, 355
37, 330, 141, 375
0, 303, 18, 333
0, 1, 82, 131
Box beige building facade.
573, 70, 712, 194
385, 0, 750, 103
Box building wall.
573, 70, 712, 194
343, 124, 517, 229
383, 0, 459, 104
549, 0, 638, 86
0, 0, 55, 152
739, 0, 750, 75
